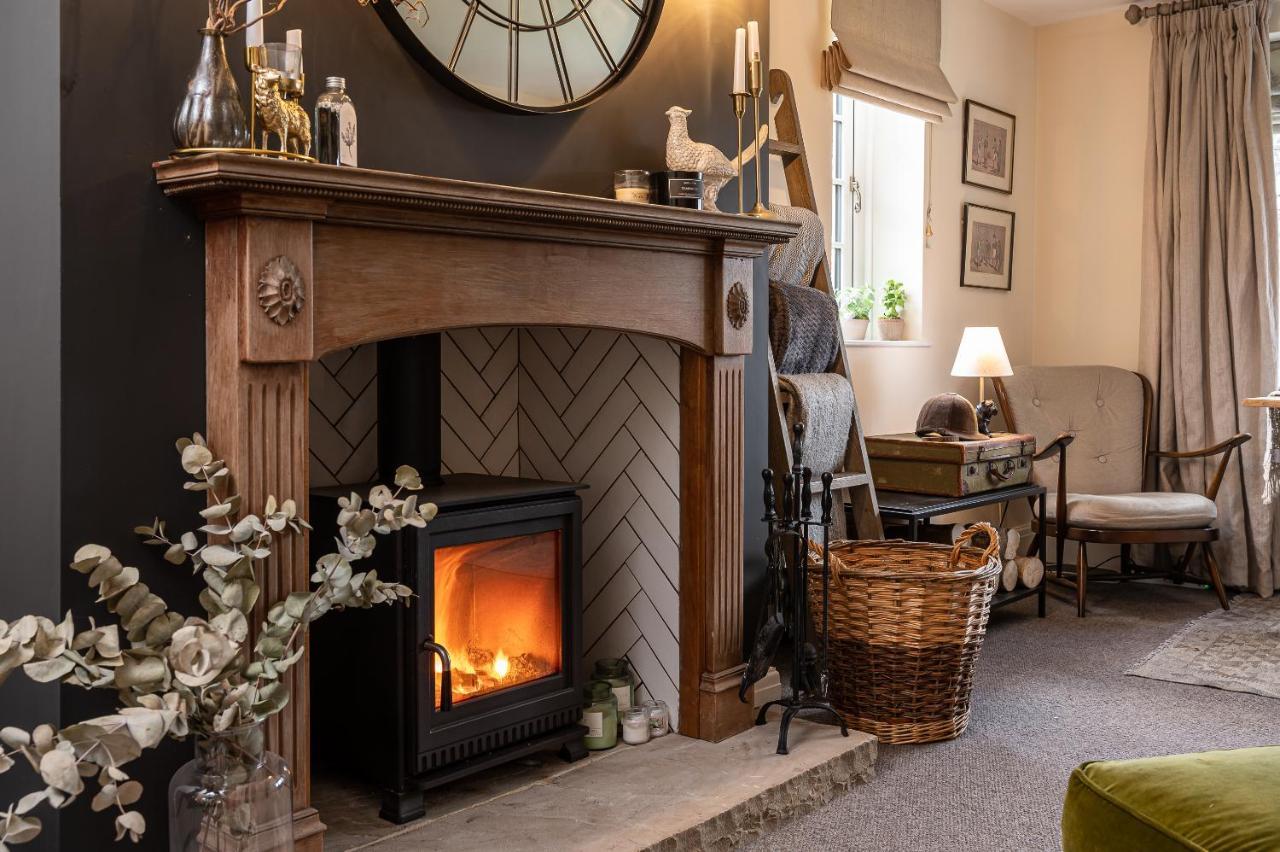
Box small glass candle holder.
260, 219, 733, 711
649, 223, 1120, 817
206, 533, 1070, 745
646, 700, 670, 737
614, 170, 651, 204
621, 707, 651, 745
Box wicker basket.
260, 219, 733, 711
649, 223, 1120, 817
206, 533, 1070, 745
807, 523, 1001, 744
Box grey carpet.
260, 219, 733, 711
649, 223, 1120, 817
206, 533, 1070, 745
744, 583, 1280, 852
1128, 594, 1280, 699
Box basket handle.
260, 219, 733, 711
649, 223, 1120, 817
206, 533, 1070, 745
950, 522, 1001, 569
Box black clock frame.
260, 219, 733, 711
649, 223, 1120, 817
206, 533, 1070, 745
374, 0, 665, 115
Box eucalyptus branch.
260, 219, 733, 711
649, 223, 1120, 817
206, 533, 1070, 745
0, 434, 435, 846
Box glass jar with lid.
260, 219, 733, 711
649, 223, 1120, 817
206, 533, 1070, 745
582, 681, 618, 750
314, 76, 357, 166
592, 658, 635, 714
621, 707, 651, 745
646, 700, 670, 737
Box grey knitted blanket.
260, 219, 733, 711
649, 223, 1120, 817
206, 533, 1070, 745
778, 373, 853, 477
769, 282, 841, 375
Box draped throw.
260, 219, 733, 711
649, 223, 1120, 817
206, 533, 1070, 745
821, 0, 957, 123
1139, 0, 1280, 594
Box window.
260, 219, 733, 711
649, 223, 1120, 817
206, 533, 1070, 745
832, 94, 927, 341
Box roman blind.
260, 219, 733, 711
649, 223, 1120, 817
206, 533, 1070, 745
821, 0, 957, 123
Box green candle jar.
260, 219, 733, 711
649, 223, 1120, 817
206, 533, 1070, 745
582, 681, 618, 750
592, 658, 635, 713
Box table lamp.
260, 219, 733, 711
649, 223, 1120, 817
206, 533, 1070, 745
950, 326, 1013, 435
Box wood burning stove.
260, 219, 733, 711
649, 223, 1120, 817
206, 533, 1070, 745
312, 336, 587, 823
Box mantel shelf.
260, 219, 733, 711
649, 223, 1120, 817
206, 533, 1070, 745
153, 154, 798, 246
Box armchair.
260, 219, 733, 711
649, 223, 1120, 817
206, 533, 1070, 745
993, 366, 1250, 617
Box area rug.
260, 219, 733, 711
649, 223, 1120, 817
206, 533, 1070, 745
1127, 595, 1280, 699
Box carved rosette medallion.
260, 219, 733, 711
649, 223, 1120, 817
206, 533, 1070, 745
726, 282, 750, 330
258, 256, 306, 326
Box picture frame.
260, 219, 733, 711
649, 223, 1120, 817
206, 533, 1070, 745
962, 99, 1016, 194
961, 203, 1015, 291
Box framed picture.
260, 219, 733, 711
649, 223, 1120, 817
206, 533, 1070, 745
961, 203, 1015, 291
962, 100, 1016, 194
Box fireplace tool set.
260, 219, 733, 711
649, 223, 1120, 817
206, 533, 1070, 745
741, 423, 850, 755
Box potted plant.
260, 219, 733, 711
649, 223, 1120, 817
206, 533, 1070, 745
839, 284, 874, 342
877, 279, 907, 341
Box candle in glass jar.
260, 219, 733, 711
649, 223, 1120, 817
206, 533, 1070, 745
733, 28, 747, 94
614, 170, 651, 204
621, 707, 651, 745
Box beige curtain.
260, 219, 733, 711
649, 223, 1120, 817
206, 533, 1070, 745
1139, 0, 1280, 594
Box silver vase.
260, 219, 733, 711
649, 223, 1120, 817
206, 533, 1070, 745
173, 30, 249, 150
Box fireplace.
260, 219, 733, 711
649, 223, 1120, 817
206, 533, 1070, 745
312, 474, 586, 822
312, 335, 586, 822
156, 153, 794, 848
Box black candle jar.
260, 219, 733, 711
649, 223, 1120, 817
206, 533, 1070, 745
651, 171, 703, 209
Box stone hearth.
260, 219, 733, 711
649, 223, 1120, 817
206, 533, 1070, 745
316, 715, 876, 851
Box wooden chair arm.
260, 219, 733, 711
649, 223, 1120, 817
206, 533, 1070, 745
1150, 432, 1251, 502
1033, 433, 1075, 462
1032, 433, 1073, 529
1149, 432, 1251, 460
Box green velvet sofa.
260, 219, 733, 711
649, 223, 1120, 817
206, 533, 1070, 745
1062, 747, 1280, 851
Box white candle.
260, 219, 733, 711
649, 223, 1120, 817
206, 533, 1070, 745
733, 27, 747, 94
287, 28, 302, 74
747, 20, 760, 62
246, 0, 264, 48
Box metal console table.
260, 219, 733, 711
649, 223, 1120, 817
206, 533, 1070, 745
874, 483, 1048, 616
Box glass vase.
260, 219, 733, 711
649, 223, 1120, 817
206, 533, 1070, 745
172, 29, 249, 150
168, 723, 293, 852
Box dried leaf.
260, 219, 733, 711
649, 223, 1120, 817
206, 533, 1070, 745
38, 748, 83, 795
394, 465, 423, 490
163, 543, 186, 565
180, 444, 213, 475
114, 810, 145, 843
21, 657, 75, 684
70, 544, 111, 573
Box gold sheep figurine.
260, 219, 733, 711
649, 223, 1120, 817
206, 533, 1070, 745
253, 68, 311, 157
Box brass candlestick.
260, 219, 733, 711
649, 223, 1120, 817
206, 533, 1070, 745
747, 56, 773, 218
732, 92, 748, 215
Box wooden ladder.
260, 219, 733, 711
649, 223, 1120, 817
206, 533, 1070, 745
765, 68, 883, 540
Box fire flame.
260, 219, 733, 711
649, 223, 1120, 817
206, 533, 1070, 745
494, 649, 509, 680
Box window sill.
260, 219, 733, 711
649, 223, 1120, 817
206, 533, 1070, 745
844, 340, 932, 349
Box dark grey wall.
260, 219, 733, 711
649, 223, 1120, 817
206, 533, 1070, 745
1, 2, 61, 849
54, 0, 769, 847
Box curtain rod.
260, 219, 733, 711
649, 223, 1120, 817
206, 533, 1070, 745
1124, 0, 1242, 24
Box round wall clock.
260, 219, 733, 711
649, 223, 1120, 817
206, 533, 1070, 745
376, 0, 664, 114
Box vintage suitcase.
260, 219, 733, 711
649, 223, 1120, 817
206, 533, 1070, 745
865, 432, 1037, 497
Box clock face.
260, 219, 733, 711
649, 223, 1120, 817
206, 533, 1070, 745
377, 0, 664, 114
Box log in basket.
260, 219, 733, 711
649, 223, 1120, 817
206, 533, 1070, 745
808, 523, 1002, 744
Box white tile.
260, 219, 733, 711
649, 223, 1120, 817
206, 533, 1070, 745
627, 453, 679, 543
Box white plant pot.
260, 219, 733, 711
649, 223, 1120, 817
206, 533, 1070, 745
878, 317, 905, 341
842, 317, 869, 342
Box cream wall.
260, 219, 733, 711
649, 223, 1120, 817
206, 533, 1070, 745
770, 0, 1038, 436
1032, 14, 1150, 371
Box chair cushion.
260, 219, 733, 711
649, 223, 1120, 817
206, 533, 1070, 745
1040, 492, 1216, 529
999, 366, 1146, 495
1062, 747, 1280, 852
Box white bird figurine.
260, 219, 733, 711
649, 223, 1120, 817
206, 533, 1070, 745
665, 106, 737, 212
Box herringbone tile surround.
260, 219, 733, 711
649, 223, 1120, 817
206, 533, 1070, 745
309, 328, 682, 727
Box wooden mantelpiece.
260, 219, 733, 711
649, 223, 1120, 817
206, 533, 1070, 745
154, 154, 796, 849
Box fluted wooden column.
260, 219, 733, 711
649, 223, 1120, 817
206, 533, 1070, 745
677, 243, 755, 742
205, 214, 324, 850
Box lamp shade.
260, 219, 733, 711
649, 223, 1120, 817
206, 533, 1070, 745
950, 327, 1013, 378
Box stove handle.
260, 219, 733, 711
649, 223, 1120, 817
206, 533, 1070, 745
422, 639, 453, 713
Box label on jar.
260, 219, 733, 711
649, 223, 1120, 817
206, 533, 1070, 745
612, 686, 631, 712
338, 101, 358, 167
667, 178, 702, 199
584, 710, 604, 739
